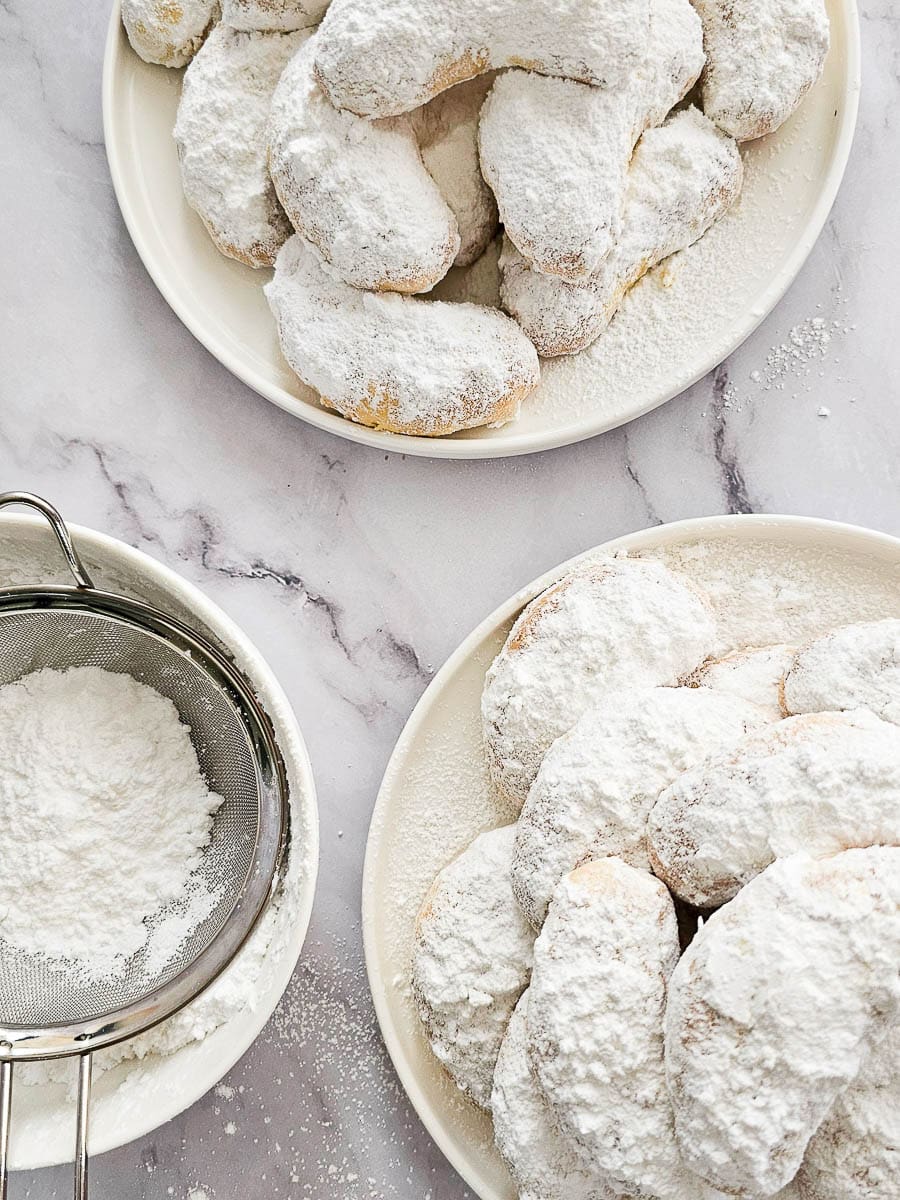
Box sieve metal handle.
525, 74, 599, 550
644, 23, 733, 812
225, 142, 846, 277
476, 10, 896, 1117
0, 1053, 92, 1199
0, 492, 94, 590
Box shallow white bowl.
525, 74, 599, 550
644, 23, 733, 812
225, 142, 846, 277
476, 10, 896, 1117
363, 514, 900, 1199
103, 1, 860, 459
0, 512, 319, 1170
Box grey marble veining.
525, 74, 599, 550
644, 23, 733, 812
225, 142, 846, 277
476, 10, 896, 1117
2, 0, 900, 1195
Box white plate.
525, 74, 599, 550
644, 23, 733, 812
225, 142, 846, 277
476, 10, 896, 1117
363, 514, 900, 1199
103, 2, 860, 460
0, 513, 319, 1170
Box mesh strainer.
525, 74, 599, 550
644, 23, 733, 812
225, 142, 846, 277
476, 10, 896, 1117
0, 493, 290, 1198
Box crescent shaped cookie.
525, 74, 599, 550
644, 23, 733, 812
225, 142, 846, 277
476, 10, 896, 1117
268, 37, 460, 293
528, 858, 715, 1199
265, 234, 539, 436
220, 0, 327, 31
411, 825, 535, 1109
647, 709, 900, 908
500, 107, 743, 357
312, 0, 651, 118
174, 24, 309, 267
122, 0, 218, 67
479, 0, 704, 281
491, 991, 619, 1200
782, 619, 900, 726
692, 0, 830, 141
481, 555, 716, 811
666, 848, 900, 1196
797, 1025, 900, 1200
689, 643, 796, 720
511, 686, 770, 929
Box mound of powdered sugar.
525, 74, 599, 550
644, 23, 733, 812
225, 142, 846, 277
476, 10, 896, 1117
0, 666, 222, 979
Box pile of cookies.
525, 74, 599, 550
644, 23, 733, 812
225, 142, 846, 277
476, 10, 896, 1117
123, 0, 830, 437
413, 555, 900, 1200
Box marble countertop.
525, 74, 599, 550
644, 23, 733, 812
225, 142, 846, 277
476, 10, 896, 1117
1, 0, 898, 1195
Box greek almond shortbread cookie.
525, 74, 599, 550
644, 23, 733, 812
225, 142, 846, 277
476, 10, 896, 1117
647, 709, 900, 908
482, 555, 716, 811
175, 24, 309, 267
221, 0, 326, 31
692, 0, 830, 141
797, 1024, 900, 1200
782, 619, 900, 726
123, 0, 218, 67
666, 848, 900, 1196
269, 42, 495, 291
528, 858, 724, 1199
313, 0, 651, 118
688, 643, 796, 720
512, 686, 770, 928
500, 108, 742, 357
411, 825, 535, 1109
491, 992, 620, 1200
479, 0, 704, 281
265, 235, 539, 436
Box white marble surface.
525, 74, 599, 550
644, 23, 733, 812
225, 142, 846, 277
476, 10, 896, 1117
1, 0, 899, 1195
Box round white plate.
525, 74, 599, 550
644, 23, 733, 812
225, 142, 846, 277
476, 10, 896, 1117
103, 2, 860, 460
0, 513, 319, 1169
363, 514, 900, 1199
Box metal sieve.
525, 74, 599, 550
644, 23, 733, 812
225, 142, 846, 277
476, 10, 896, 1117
0, 493, 290, 1198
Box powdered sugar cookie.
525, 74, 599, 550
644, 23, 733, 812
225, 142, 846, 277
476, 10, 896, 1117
647, 709, 900, 908
689, 642, 796, 719
500, 107, 742, 357
528, 858, 708, 1199
221, 0, 326, 31
782, 619, 900, 726
693, 0, 830, 141
491, 991, 617, 1200
122, 0, 218, 67
797, 1025, 900, 1200
175, 24, 309, 267
512, 686, 770, 929
412, 75, 498, 268
479, 0, 704, 282
268, 38, 459, 293
482, 555, 716, 810
411, 825, 535, 1109
313, 0, 651, 118
666, 848, 900, 1196
265, 235, 539, 436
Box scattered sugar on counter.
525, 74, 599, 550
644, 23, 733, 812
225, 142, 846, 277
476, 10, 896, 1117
0, 665, 222, 978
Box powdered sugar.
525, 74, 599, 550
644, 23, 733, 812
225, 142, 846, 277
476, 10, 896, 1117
500, 107, 743, 356
481, 554, 717, 809
265, 233, 539, 436
175, 24, 308, 267
511, 686, 770, 928
691, 642, 796, 719
411, 825, 534, 1109
0, 666, 221, 977
122, 0, 218, 67
648, 710, 900, 908
783, 619, 900, 725
313, 0, 651, 118
268, 37, 459, 293
666, 848, 900, 1195
693, 0, 830, 141
479, 0, 703, 281
221, 0, 327, 32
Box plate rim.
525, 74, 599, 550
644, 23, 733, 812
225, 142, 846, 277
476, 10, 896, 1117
0, 511, 320, 1169
102, 0, 862, 461
362, 512, 900, 1199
